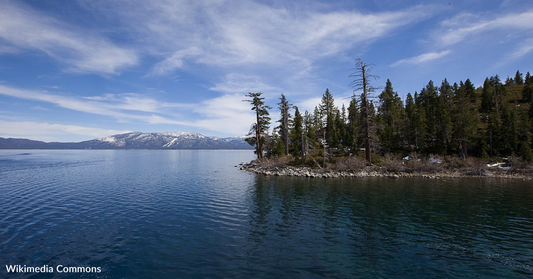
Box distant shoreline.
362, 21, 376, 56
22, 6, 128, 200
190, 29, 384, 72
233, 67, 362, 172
0, 148, 254, 150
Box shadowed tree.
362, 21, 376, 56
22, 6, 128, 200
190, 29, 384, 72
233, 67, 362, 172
319, 89, 336, 152
277, 94, 292, 156
451, 80, 479, 159
377, 79, 403, 153
244, 92, 271, 159
437, 79, 453, 154
290, 106, 304, 158
346, 96, 360, 153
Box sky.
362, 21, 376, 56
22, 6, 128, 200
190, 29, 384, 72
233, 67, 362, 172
0, 0, 532, 142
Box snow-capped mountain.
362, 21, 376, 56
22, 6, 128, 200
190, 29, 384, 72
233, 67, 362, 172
0, 132, 252, 149
86, 132, 250, 149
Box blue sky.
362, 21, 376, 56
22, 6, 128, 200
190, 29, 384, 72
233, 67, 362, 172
1, 0, 532, 142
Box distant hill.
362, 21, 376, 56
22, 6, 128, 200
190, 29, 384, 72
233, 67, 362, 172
0, 132, 253, 149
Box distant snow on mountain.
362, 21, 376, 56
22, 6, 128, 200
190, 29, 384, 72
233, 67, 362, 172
0, 132, 252, 149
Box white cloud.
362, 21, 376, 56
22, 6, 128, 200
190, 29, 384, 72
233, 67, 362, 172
84, 93, 194, 113
508, 38, 533, 60
0, 83, 252, 136
0, 120, 130, 142
0, 0, 137, 74
149, 47, 203, 76
392, 50, 451, 67
193, 93, 255, 136
84, 1, 434, 77
209, 74, 282, 96
298, 97, 323, 114
438, 11, 533, 46
0, 84, 191, 124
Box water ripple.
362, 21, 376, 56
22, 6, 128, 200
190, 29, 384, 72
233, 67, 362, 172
1, 151, 532, 278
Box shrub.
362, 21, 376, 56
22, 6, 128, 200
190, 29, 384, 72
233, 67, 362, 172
256, 156, 293, 168
520, 143, 533, 163
334, 156, 367, 171
380, 154, 405, 173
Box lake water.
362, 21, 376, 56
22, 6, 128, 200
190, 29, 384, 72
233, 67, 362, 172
0, 150, 532, 278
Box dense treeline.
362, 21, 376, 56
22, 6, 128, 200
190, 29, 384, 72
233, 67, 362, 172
244, 70, 533, 165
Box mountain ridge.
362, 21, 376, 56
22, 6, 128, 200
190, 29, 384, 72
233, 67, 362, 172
0, 132, 252, 149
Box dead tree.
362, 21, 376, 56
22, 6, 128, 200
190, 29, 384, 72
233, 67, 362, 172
349, 58, 379, 165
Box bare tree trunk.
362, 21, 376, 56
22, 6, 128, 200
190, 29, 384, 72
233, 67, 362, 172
284, 111, 289, 156
349, 58, 377, 166
362, 66, 372, 165
256, 111, 263, 159
301, 132, 305, 160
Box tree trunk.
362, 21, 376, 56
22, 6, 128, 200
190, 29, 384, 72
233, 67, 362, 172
256, 110, 263, 159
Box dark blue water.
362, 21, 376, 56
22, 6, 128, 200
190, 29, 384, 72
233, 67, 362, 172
0, 150, 532, 278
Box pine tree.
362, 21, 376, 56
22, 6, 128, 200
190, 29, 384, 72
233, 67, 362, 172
332, 108, 343, 148
515, 70, 524, 85
413, 92, 428, 151
347, 96, 360, 153
519, 142, 533, 163
436, 79, 453, 154
377, 79, 403, 153
500, 104, 518, 154
481, 78, 495, 113
277, 94, 292, 156
451, 80, 479, 159
522, 84, 533, 103
319, 89, 335, 148
244, 92, 271, 159
304, 110, 316, 152
290, 106, 304, 158
487, 109, 502, 156
525, 72, 532, 85
417, 80, 439, 152
403, 93, 416, 150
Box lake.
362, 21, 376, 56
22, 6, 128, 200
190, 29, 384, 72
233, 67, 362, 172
0, 150, 532, 278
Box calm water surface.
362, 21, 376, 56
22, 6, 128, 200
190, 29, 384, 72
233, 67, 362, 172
0, 150, 532, 278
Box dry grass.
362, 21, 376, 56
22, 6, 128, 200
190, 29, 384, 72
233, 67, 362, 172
378, 153, 490, 175
380, 154, 406, 172
254, 156, 293, 168
331, 156, 367, 171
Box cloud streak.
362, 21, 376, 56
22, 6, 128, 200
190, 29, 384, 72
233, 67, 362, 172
438, 11, 533, 46
83, 1, 434, 77
0, 84, 190, 124
392, 50, 451, 67
0, 0, 137, 74
0, 120, 131, 142
0, 84, 255, 136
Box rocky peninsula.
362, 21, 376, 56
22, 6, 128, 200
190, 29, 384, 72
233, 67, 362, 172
239, 157, 532, 180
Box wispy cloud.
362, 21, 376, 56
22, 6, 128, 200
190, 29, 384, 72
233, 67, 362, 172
0, 84, 190, 124
438, 11, 533, 46
83, 93, 193, 113
508, 38, 533, 60
392, 50, 451, 67
148, 47, 203, 76
83, 1, 435, 78
0, 120, 131, 142
0, 84, 254, 136
209, 74, 282, 96
0, 0, 137, 74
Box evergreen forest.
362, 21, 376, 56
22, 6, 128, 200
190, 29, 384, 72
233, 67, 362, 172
244, 69, 533, 167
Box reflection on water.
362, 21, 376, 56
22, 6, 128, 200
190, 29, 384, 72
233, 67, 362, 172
248, 176, 533, 278
0, 150, 532, 278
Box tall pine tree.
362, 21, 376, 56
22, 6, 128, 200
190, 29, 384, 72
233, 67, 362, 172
377, 79, 403, 153
244, 92, 271, 159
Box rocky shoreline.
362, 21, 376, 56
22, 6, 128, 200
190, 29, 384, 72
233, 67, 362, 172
239, 162, 531, 180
